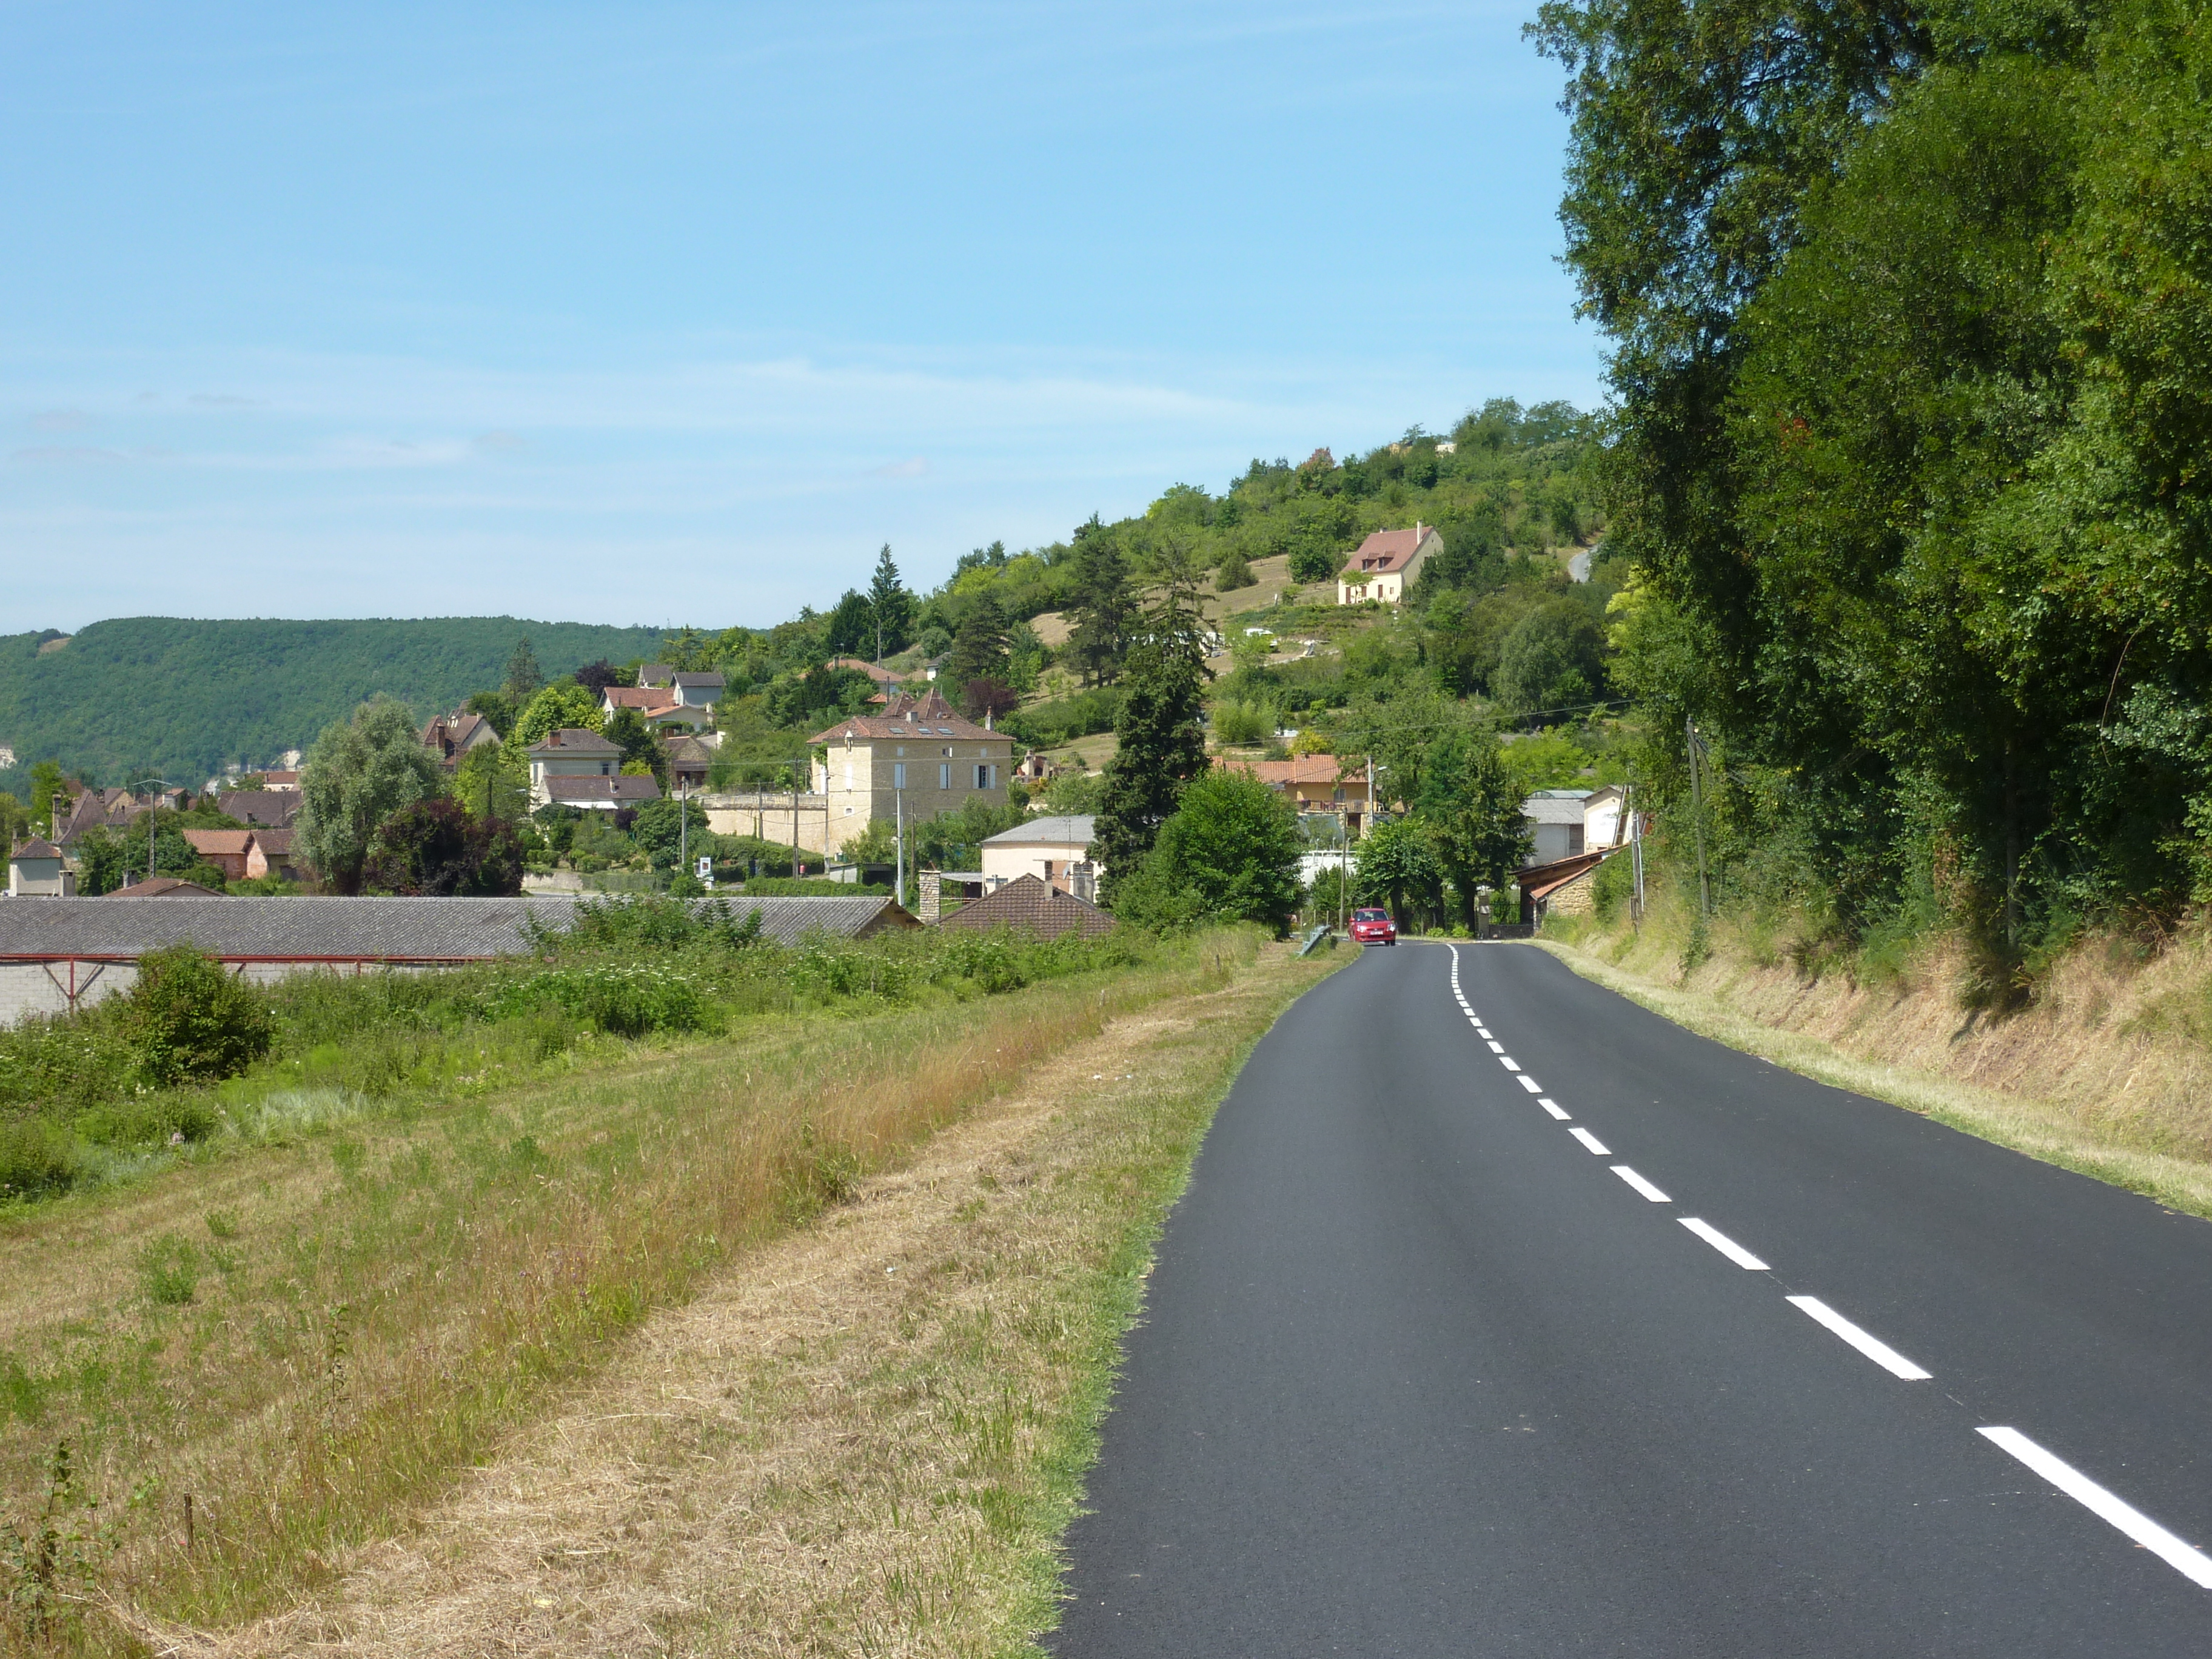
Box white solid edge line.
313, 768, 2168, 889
1612, 1165, 1670, 1202
1517, 1074, 1543, 1094
1568, 1126, 1610, 1155
1976, 1427, 2212, 1589
1678, 1217, 1769, 1270
1538, 1097, 1571, 1120
1786, 1296, 1931, 1379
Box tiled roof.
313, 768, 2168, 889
218, 791, 301, 827
181, 830, 256, 856
545, 775, 662, 804
811, 687, 1002, 744
938, 874, 1114, 939
602, 686, 680, 711
1339, 525, 1438, 577
104, 877, 226, 899
10, 839, 62, 860
638, 663, 677, 686
673, 671, 725, 688
982, 814, 1094, 846
1215, 756, 1358, 788
0, 894, 914, 960
260, 771, 302, 789
527, 728, 622, 756
252, 828, 297, 854
1520, 848, 1615, 902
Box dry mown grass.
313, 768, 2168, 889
1537, 914, 2212, 1218
0, 929, 1317, 1655
115, 938, 1335, 1658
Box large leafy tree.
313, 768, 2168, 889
1118, 769, 1304, 934
1355, 816, 1443, 927
1416, 729, 1533, 931
511, 683, 605, 748
1096, 643, 1208, 905
298, 695, 445, 895
363, 797, 524, 896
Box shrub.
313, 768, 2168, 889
1288, 544, 1340, 584
1211, 700, 1276, 746
486, 965, 713, 1037
1215, 554, 1256, 591
122, 946, 275, 1088
0, 1118, 76, 1202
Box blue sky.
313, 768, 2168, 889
0, 1, 1603, 635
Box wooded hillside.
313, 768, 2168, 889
0, 617, 665, 791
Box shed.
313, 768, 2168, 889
0, 893, 917, 1025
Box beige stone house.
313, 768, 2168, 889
809, 688, 1013, 856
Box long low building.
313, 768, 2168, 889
0, 893, 916, 1025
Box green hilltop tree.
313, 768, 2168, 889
512, 683, 605, 748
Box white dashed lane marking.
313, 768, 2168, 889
1611, 1165, 1671, 1202
1976, 1427, 2212, 1589
1787, 1296, 1932, 1380
1516, 1076, 1543, 1094
1538, 1098, 1571, 1121
1568, 1126, 1610, 1156
1678, 1218, 1769, 1271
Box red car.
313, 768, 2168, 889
1349, 907, 1397, 945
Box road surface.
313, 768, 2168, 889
1052, 940, 2212, 1656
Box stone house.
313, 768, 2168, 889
809, 689, 1013, 856
7, 839, 75, 897
980, 814, 1099, 900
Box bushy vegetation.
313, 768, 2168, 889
1535, 0, 2212, 989
0, 899, 1161, 1208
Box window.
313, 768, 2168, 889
1567, 825, 1585, 855
973, 763, 994, 789
939, 763, 951, 789
894, 763, 907, 789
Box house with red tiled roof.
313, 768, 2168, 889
808, 687, 1013, 856
1337, 524, 1442, 606
180, 829, 258, 883
600, 685, 710, 733
421, 711, 499, 770
1215, 754, 1373, 837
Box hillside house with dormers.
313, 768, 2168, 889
1337, 524, 1442, 606
809, 688, 1013, 856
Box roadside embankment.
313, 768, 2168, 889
2, 925, 1337, 1657
1538, 910, 2212, 1219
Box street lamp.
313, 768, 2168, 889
127, 777, 172, 889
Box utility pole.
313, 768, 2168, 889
679, 779, 689, 884
894, 789, 905, 910
1686, 717, 1711, 920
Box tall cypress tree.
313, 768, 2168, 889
866, 544, 914, 660
1095, 642, 1208, 905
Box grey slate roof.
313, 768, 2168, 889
1521, 793, 1593, 825
982, 814, 1096, 846
0, 894, 914, 960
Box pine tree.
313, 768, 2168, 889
1065, 517, 1134, 686
945, 592, 1010, 694
866, 544, 914, 660
1095, 643, 1207, 905
501, 638, 543, 708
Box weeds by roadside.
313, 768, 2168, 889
0, 922, 1267, 1654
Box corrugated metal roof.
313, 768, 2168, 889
0, 894, 914, 960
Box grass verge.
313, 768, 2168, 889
123, 934, 1340, 1656
0, 927, 1316, 1655
1532, 938, 2212, 1222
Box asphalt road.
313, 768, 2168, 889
1051, 940, 2212, 1656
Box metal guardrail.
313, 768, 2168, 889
1296, 924, 1334, 957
